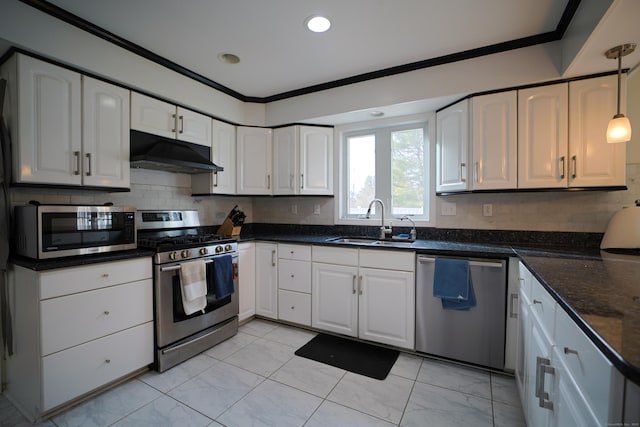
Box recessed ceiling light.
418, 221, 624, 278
370, 111, 384, 117
305, 15, 331, 33
217, 53, 240, 64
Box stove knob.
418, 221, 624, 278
225, 244, 232, 252
200, 248, 208, 255
169, 252, 177, 261
215, 245, 224, 253
181, 250, 191, 258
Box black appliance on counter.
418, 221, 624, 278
136, 209, 238, 372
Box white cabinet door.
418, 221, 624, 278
130, 92, 176, 139
569, 75, 626, 187
177, 106, 212, 146
255, 242, 278, 319
272, 126, 297, 195
436, 99, 469, 192
299, 125, 333, 195
311, 262, 358, 337
525, 323, 555, 427
82, 77, 130, 188
238, 242, 256, 322
471, 91, 517, 190
192, 119, 236, 194
358, 267, 414, 349
15, 54, 82, 185
518, 83, 568, 189
236, 127, 273, 195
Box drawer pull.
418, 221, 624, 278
509, 293, 518, 318
105, 359, 111, 364
564, 347, 578, 356
291, 306, 295, 310
104, 311, 110, 316
533, 299, 542, 305
101, 273, 109, 278
290, 274, 295, 278
535, 356, 554, 410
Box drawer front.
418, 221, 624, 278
359, 249, 415, 271
41, 279, 153, 356
555, 307, 616, 425
529, 277, 556, 342
278, 259, 311, 293
40, 257, 152, 299
312, 246, 358, 266
278, 290, 311, 326
278, 244, 311, 261
41, 322, 154, 411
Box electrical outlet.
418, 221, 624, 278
290, 204, 298, 215
314, 204, 321, 215
483, 204, 493, 217
441, 202, 456, 216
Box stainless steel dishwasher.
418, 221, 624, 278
416, 255, 507, 370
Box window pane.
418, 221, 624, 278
391, 128, 424, 216
348, 134, 375, 216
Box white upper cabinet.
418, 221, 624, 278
130, 92, 211, 146
8, 54, 82, 185
471, 91, 517, 190
82, 77, 130, 188
192, 119, 236, 194
1, 54, 129, 188
518, 83, 569, 189
436, 99, 469, 192
236, 126, 273, 195
568, 75, 626, 187
273, 125, 333, 195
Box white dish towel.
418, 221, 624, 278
179, 260, 208, 315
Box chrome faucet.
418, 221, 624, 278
400, 215, 417, 240
366, 199, 392, 239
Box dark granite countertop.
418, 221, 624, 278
10, 248, 155, 271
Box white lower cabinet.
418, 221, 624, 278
312, 246, 415, 349
255, 242, 278, 319
6, 258, 153, 422
238, 242, 256, 322
516, 262, 624, 427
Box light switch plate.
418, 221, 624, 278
483, 204, 493, 217
441, 202, 456, 216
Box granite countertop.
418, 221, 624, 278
10, 248, 155, 271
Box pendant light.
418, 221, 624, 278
605, 43, 636, 143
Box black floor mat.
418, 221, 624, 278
295, 333, 399, 380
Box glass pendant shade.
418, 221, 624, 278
607, 114, 632, 143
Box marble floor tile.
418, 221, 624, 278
139, 354, 217, 393
262, 324, 317, 348
493, 400, 526, 427
203, 331, 258, 360
390, 353, 423, 380
51, 380, 162, 427
305, 400, 396, 427
217, 379, 322, 427
491, 372, 521, 407
327, 372, 414, 424
239, 318, 279, 337
168, 361, 264, 420
0, 394, 55, 427
270, 355, 345, 398
417, 359, 492, 399
224, 337, 295, 377
111, 395, 211, 427
400, 381, 493, 427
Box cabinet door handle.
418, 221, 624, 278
559, 156, 565, 179
536, 356, 554, 410
74, 151, 80, 175
301, 173, 304, 189
509, 293, 518, 318
271, 249, 276, 267
533, 299, 542, 305
85, 153, 92, 176
460, 163, 466, 183
213, 171, 218, 187
474, 161, 479, 183
171, 113, 177, 133
571, 155, 577, 179
179, 115, 184, 134
352, 275, 357, 294
358, 275, 363, 295
564, 347, 578, 356
267, 174, 271, 190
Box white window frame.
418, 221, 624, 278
334, 112, 436, 227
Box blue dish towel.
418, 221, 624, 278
433, 258, 476, 311
207, 255, 234, 299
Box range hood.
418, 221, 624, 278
130, 130, 223, 174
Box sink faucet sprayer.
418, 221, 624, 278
366, 199, 392, 239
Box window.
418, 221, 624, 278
338, 115, 432, 224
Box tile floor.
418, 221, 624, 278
1, 319, 525, 426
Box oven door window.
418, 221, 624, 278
41, 211, 133, 252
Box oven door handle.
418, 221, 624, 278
161, 260, 215, 272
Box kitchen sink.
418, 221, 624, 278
326, 236, 415, 248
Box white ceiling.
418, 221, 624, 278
46, 0, 574, 99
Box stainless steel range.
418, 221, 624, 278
137, 210, 238, 372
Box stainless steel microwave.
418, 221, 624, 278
14, 205, 136, 259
